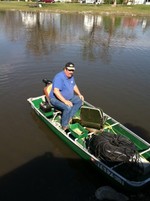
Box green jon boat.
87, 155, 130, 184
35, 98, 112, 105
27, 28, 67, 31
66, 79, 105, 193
27, 80, 150, 190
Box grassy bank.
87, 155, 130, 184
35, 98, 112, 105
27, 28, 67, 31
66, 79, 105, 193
0, 1, 150, 16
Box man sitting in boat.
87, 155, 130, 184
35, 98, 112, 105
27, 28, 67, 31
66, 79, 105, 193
49, 62, 84, 131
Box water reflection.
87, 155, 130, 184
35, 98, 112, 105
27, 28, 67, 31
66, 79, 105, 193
21, 12, 37, 27
0, 11, 150, 58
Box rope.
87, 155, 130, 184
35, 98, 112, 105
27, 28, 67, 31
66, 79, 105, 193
104, 122, 117, 134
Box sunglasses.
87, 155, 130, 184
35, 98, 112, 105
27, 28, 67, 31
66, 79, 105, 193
66, 68, 75, 72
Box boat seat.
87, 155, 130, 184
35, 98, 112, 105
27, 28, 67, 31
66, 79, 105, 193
43, 83, 61, 120
80, 106, 105, 130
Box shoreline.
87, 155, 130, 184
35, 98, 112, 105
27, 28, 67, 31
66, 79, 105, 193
0, 2, 150, 17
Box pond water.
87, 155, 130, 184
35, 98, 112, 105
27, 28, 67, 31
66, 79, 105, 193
0, 11, 150, 200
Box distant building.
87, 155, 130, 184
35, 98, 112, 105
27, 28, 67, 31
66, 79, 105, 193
134, 0, 145, 4
80, 0, 103, 3
133, 0, 150, 4
145, 0, 150, 4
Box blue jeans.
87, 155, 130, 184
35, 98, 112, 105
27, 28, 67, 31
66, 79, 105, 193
50, 95, 82, 128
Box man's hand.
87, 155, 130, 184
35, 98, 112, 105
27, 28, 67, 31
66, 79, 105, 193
64, 100, 73, 107
79, 94, 84, 102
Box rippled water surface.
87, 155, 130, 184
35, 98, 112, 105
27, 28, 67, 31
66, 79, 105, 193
0, 11, 150, 200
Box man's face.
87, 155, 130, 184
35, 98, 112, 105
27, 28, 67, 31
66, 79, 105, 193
65, 68, 75, 78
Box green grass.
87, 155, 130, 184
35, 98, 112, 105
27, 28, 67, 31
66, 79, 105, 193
0, 1, 150, 16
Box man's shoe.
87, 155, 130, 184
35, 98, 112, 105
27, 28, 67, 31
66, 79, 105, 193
62, 126, 68, 131
62, 127, 70, 134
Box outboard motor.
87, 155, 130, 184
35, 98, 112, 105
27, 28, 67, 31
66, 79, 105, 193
42, 79, 52, 86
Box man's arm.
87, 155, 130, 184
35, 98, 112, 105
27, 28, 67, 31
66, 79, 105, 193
74, 85, 84, 101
